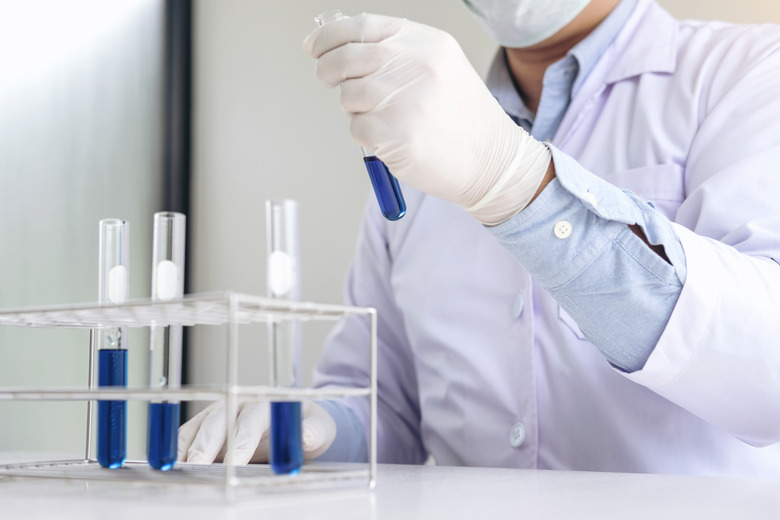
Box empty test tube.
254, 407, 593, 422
315, 9, 407, 221
147, 212, 186, 471
96, 219, 129, 469
266, 200, 303, 475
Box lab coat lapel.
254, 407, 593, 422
554, 0, 678, 149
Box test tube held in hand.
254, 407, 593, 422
96, 219, 129, 469
147, 212, 186, 471
314, 9, 407, 221
266, 200, 304, 475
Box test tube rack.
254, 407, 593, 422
0, 292, 377, 500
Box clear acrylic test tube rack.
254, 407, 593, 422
0, 291, 377, 500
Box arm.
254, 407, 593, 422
619, 31, 780, 446
494, 28, 780, 445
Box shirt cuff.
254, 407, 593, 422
486, 145, 686, 371
314, 400, 368, 463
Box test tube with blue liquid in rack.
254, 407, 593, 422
96, 218, 129, 469
266, 200, 304, 474
314, 9, 407, 222
147, 211, 186, 470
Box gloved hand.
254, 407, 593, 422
303, 14, 552, 225
178, 399, 337, 465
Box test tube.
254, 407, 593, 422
314, 9, 407, 222
96, 218, 129, 469
266, 200, 303, 475
147, 212, 186, 471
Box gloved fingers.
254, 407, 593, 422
178, 400, 337, 464
303, 13, 405, 59
184, 401, 228, 464
339, 71, 420, 115
347, 111, 378, 154
214, 443, 227, 463
349, 111, 406, 159
314, 42, 389, 89
352, 106, 447, 194
224, 401, 270, 466
177, 400, 222, 462
248, 432, 271, 464
301, 400, 338, 460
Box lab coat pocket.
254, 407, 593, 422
601, 164, 685, 220
559, 305, 587, 341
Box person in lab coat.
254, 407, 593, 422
179, 0, 780, 476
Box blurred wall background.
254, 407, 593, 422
659, 0, 780, 23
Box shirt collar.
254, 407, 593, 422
485, 50, 529, 123
605, 0, 678, 84
570, 0, 637, 94
485, 0, 665, 121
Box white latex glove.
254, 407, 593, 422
178, 399, 337, 465
303, 14, 552, 225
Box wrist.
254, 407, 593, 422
465, 130, 553, 226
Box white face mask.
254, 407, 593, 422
463, 0, 592, 48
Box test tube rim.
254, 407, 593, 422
314, 9, 343, 26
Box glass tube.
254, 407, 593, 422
147, 211, 186, 471
266, 199, 303, 475
314, 9, 407, 222
96, 218, 129, 469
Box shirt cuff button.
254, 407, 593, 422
553, 220, 572, 239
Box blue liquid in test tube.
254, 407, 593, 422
148, 402, 180, 471
364, 156, 407, 221
147, 212, 186, 471
96, 218, 130, 469
266, 200, 303, 475
97, 348, 127, 469
270, 401, 303, 475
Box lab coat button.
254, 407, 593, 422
509, 422, 526, 448
554, 220, 572, 239
513, 295, 524, 318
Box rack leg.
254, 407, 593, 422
369, 309, 377, 489
85, 329, 97, 461
225, 294, 239, 500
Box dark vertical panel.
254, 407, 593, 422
164, 0, 191, 218
164, 0, 192, 419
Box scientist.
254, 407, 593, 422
179, 0, 780, 476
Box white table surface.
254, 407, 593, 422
1, 454, 779, 520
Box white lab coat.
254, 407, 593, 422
314, 0, 780, 476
